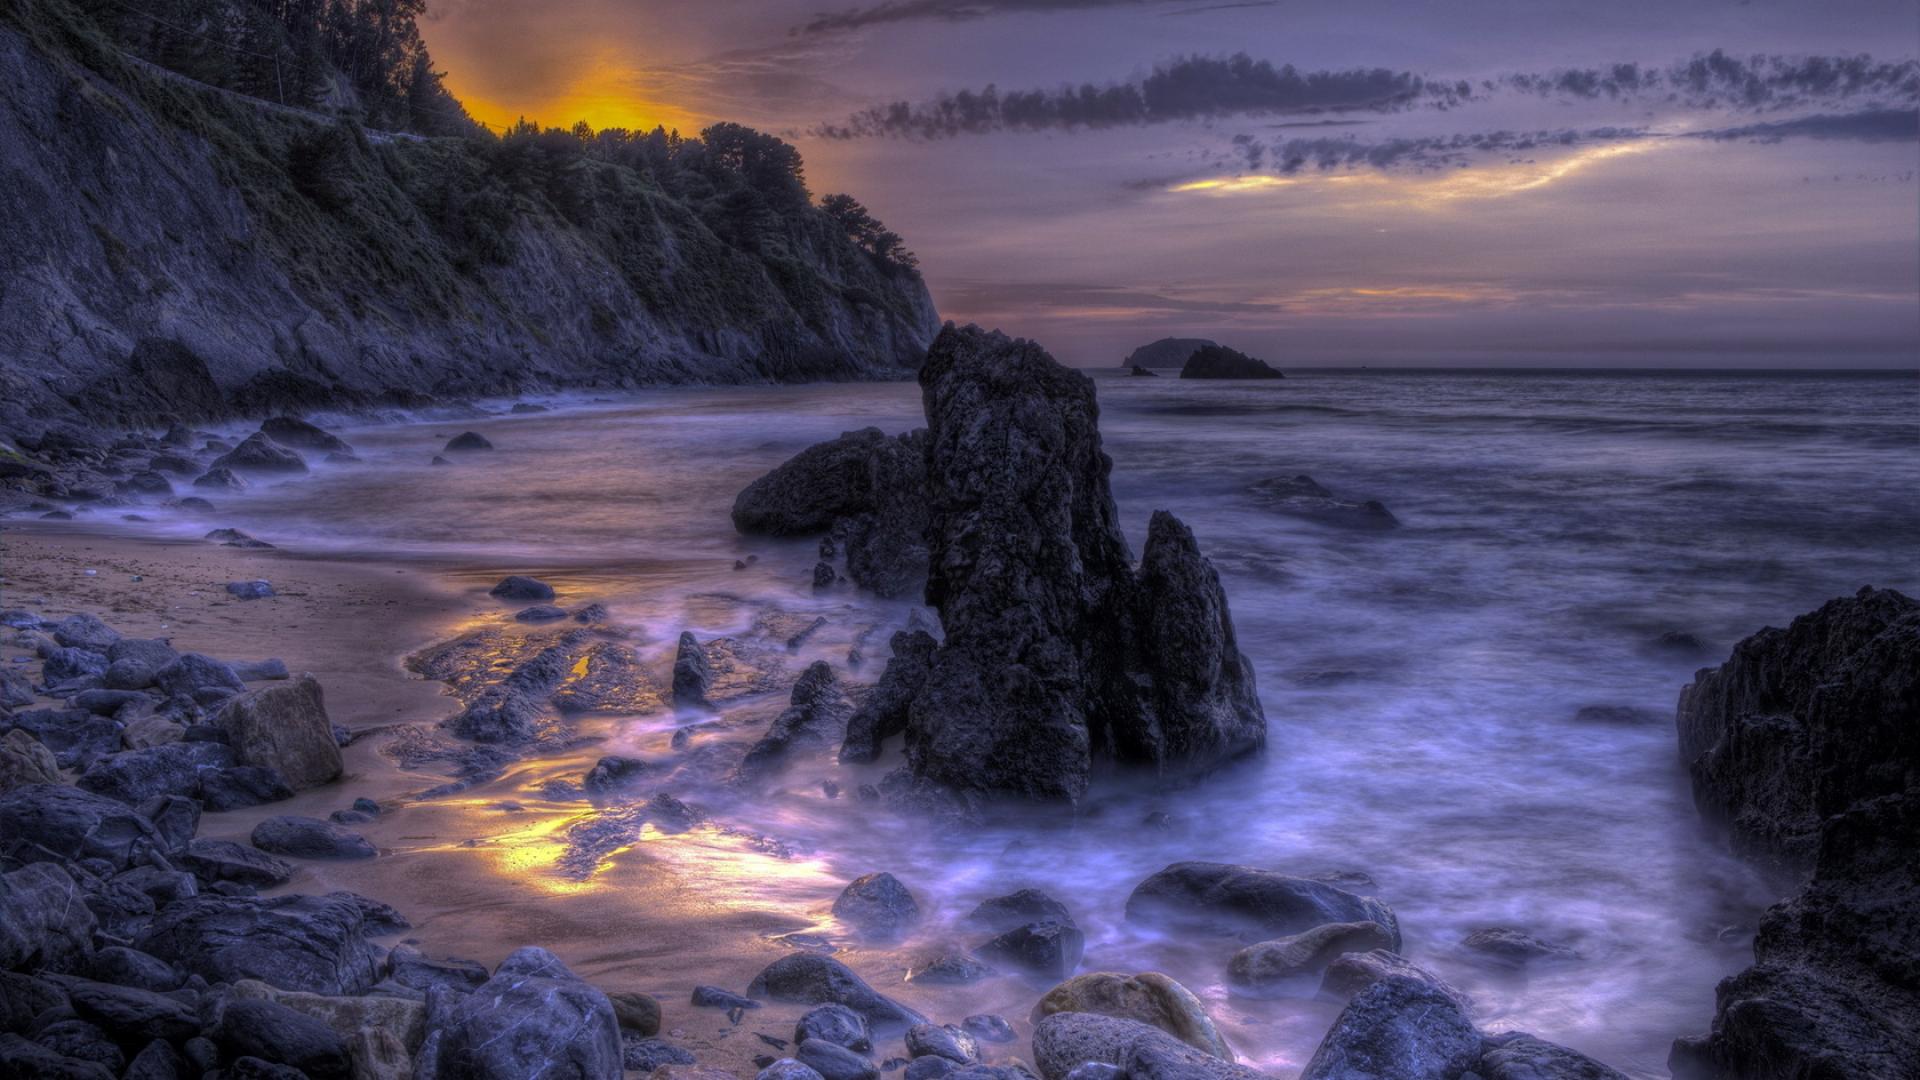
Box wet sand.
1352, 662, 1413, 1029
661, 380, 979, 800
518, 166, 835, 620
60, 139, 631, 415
0, 521, 1087, 1076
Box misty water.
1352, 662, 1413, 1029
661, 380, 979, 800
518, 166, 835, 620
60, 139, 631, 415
128, 369, 1919, 1078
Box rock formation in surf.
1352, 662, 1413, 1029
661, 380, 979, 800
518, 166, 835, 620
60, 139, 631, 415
1179, 344, 1284, 380
1120, 337, 1217, 369
1670, 586, 1919, 1080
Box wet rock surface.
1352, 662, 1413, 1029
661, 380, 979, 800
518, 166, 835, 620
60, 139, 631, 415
1126, 862, 1401, 947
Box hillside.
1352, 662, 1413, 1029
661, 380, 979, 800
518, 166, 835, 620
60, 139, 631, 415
0, 0, 940, 437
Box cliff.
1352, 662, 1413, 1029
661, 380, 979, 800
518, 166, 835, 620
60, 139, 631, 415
0, 0, 940, 438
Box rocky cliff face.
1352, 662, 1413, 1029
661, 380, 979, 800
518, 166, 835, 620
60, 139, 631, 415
0, 0, 939, 438
1671, 587, 1919, 1080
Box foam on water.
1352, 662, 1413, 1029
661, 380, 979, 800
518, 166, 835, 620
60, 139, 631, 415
106, 369, 1920, 1077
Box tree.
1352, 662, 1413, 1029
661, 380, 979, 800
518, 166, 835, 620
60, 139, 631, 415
821, 194, 919, 273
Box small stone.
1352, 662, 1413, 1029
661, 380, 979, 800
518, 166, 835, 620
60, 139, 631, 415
488, 575, 554, 601
250, 815, 376, 860
225, 580, 275, 600
832, 873, 921, 940
975, 922, 1084, 981
444, 432, 493, 452
609, 991, 664, 1035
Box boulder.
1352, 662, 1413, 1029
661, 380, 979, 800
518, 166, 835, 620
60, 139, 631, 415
444, 432, 493, 452
0, 784, 159, 867
153, 654, 245, 702
0, 729, 61, 792
1031, 1013, 1259, 1080
260, 417, 353, 455
40, 648, 106, 685
1123, 1034, 1270, 1080
1031, 972, 1229, 1059
890, 327, 1263, 801
1228, 922, 1399, 993
0, 863, 97, 972
211, 433, 308, 474
414, 947, 621, 1080
57, 976, 200, 1041
739, 663, 854, 780
1318, 951, 1470, 1011
796, 1038, 879, 1080
839, 630, 937, 763
1298, 973, 1482, 1080
747, 953, 926, 1033
608, 991, 662, 1036
136, 893, 382, 994
963, 1015, 1016, 1044
211, 675, 344, 790
180, 838, 295, 887
1126, 862, 1400, 946
80, 946, 180, 992
52, 615, 121, 652
251, 816, 376, 860
7, 708, 121, 770
0, 1031, 116, 1079
975, 922, 1083, 981
488, 575, 554, 601
1178, 345, 1283, 380
214, 996, 353, 1080
761, 1060, 828, 1080
906, 1024, 978, 1064
198, 765, 296, 810
225, 580, 276, 600
388, 946, 490, 996
906, 953, 993, 985
193, 467, 248, 491
1478, 1033, 1627, 1079
673, 632, 712, 708
831, 872, 921, 939
1460, 927, 1580, 969
795, 1004, 871, 1052
76, 742, 234, 803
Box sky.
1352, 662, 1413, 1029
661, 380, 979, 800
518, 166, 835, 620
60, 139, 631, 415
422, 0, 1920, 368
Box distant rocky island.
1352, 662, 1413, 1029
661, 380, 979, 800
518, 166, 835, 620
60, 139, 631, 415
1118, 339, 1284, 380
1121, 338, 1220, 369
0, 0, 938, 438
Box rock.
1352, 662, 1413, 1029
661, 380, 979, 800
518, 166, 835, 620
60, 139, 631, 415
796, 1038, 878, 1080
232, 658, 292, 682
1478, 1033, 1627, 1079
0, 863, 97, 972
1178, 345, 1283, 380
1123, 1034, 1270, 1080
739, 662, 854, 780
108, 638, 178, 670
747, 953, 926, 1033
137, 893, 382, 994
225, 580, 275, 600
839, 631, 937, 763
1570, 704, 1663, 727
831, 872, 920, 939
8, 708, 121, 770
0, 970, 69, 1033
0, 729, 61, 792
0, 784, 159, 867
228, 979, 427, 1080
896, 327, 1264, 801
197, 765, 295, 810
193, 467, 248, 491
226, 1057, 309, 1079
388, 945, 490, 995
1669, 589, 1919, 1080
215, 997, 352, 1080
0, 667, 34, 708
583, 755, 656, 798
1247, 475, 1398, 530
515, 605, 568, 622
689, 985, 759, 1011
56, 976, 199, 1041
488, 575, 555, 601
51, 615, 120, 652
153, 654, 245, 702
415, 947, 621, 1080
120, 715, 183, 750
906, 1024, 978, 1064
101, 659, 157, 691
80, 945, 179, 992
1121, 338, 1217, 370
123, 1039, 187, 1080
430, 455, 452, 466
1128, 365, 1158, 377
444, 432, 493, 452
761, 1060, 828, 1080
211, 433, 308, 474
260, 417, 353, 455
1298, 973, 1482, 1080
975, 922, 1083, 981
1229, 922, 1400, 994
905, 1059, 956, 1080
1460, 928, 1580, 968
251, 816, 376, 860
1031, 1013, 1248, 1080
70, 688, 150, 716
179, 838, 295, 887
136, 794, 199, 857
40, 648, 106, 685
905, 954, 993, 985
795, 1004, 871, 1052
609, 991, 662, 1035
624, 1037, 697, 1071
77, 742, 234, 803
673, 632, 713, 708
1318, 952, 1467, 1009
963, 1015, 1015, 1045
1031, 972, 1229, 1059
0, 1030, 117, 1079
210, 675, 344, 790
1125, 862, 1400, 946
812, 562, 838, 590
966, 888, 1074, 933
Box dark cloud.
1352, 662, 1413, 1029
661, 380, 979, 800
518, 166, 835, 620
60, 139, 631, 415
1502, 50, 1920, 109
939, 279, 1285, 315
1700, 108, 1919, 142
816, 54, 1470, 138
797, 0, 1257, 35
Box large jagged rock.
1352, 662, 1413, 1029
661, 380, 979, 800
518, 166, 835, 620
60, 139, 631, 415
0, 783, 160, 868
1179, 345, 1283, 380
0, 863, 97, 972
731, 427, 931, 598
1298, 972, 1481, 1080
211, 675, 344, 790
901, 326, 1264, 801
738, 662, 854, 781
840, 630, 937, 763
1670, 588, 1919, 1080
136, 893, 382, 995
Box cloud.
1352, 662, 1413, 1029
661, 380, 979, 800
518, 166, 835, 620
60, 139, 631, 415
797, 0, 1243, 35
1699, 108, 1920, 142
1501, 51, 1920, 109
938, 279, 1285, 317
816, 54, 1471, 138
